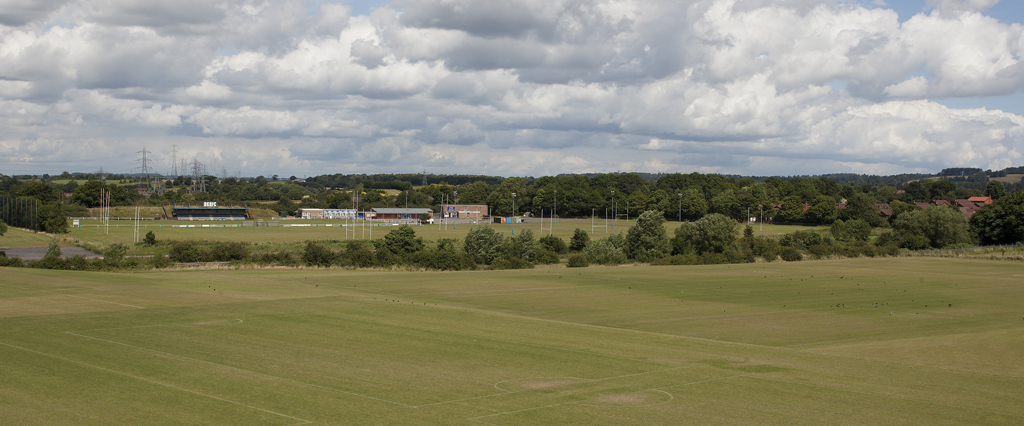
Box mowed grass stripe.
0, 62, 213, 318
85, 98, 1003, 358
2, 257, 1023, 424
0, 341, 310, 426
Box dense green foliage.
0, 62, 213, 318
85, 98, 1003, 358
625, 210, 670, 262
970, 191, 1024, 245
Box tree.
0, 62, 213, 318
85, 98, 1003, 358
37, 202, 68, 234
382, 225, 424, 257
830, 219, 871, 241
625, 210, 670, 262
678, 188, 708, 221
984, 180, 1007, 200
501, 229, 540, 261
0, 218, 7, 236
970, 191, 1024, 245
569, 228, 590, 251
463, 226, 504, 264
893, 206, 972, 249
804, 195, 839, 224
143, 231, 157, 245
672, 213, 738, 255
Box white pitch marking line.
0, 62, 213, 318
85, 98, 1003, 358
65, 331, 413, 408
0, 341, 310, 426
0, 283, 144, 309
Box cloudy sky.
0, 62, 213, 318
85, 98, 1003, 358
1, 0, 1023, 178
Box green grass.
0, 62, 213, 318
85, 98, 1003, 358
1, 258, 1022, 424
66, 218, 827, 247
0, 227, 56, 248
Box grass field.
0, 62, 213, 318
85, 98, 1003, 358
2, 258, 1022, 425
65, 219, 826, 246
0, 227, 58, 248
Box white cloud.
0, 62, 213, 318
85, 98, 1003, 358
0, 0, 1022, 177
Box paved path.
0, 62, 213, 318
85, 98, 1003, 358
0, 247, 102, 262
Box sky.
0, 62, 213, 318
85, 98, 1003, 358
1, 0, 1023, 178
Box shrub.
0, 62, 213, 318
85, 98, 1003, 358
750, 236, 780, 261
502, 229, 540, 262
464, 226, 504, 264
302, 241, 336, 267
533, 249, 560, 265
169, 241, 204, 263
672, 214, 738, 255
651, 254, 702, 265
0, 252, 24, 267
143, 231, 157, 245
539, 234, 567, 254
625, 210, 671, 262
566, 254, 589, 268
780, 247, 803, 261
569, 228, 589, 252
831, 219, 872, 242
210, 241, 249, 262
382, 225, 424, 257
492, 256, 534, 270
344, 241, 376, 268
582, 238, 627, 265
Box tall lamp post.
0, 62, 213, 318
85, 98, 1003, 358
453, 190, 458, 224
678, 193, 682, 222
405, 190, 408, 209
610, 190, 615, 226
511, 192, 517, 235
553, 190, 557, 224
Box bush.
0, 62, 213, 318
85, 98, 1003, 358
566, 254, 589, 268
831, 219, 871, 241
780, 247, 803, 261
143, 231, 156, 245
210, 241, 249, 262
382, 225, 424, 257
582, 238, 627, 265
539, 234, 567, 254
0, 252, 24, 267
302, 241, 336, 267
104, 244, 128, 267
651, 254, 702, 265
409, 249, 476, 271
492, 256, 534, 270
750, 236, 780, 261
569, 228, 589, 252
625, 210, 671, 262
169, 241, 204, 263
464, 226, 504, 264
672, 214, 738, 255
502, 229, 541, 262
533, 249, 560, 264
343, 241, 376, 268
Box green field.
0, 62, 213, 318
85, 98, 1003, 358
2, 258, 1022, 424
66, 219, 826, 246
0, 227, 58, 248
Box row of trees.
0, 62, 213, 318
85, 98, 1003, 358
2, 168, 1023, 236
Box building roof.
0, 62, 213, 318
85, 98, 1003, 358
371, 208, 433, 214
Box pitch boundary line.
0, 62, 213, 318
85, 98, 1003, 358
0, 341, 310, 426
65, 331, 414, 408
0, 283, 145, 309
745, 375, 1024, 419
467, 375, 743, 425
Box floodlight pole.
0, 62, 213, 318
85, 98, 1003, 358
610, 190, 615, 227
678, 193, 682, 222
405, 190, 408, 210
553, 190, 557, 224
511, 192, 516, 236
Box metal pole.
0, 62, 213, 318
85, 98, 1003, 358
509, 192, 516, 236
553, 190, 557, 224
